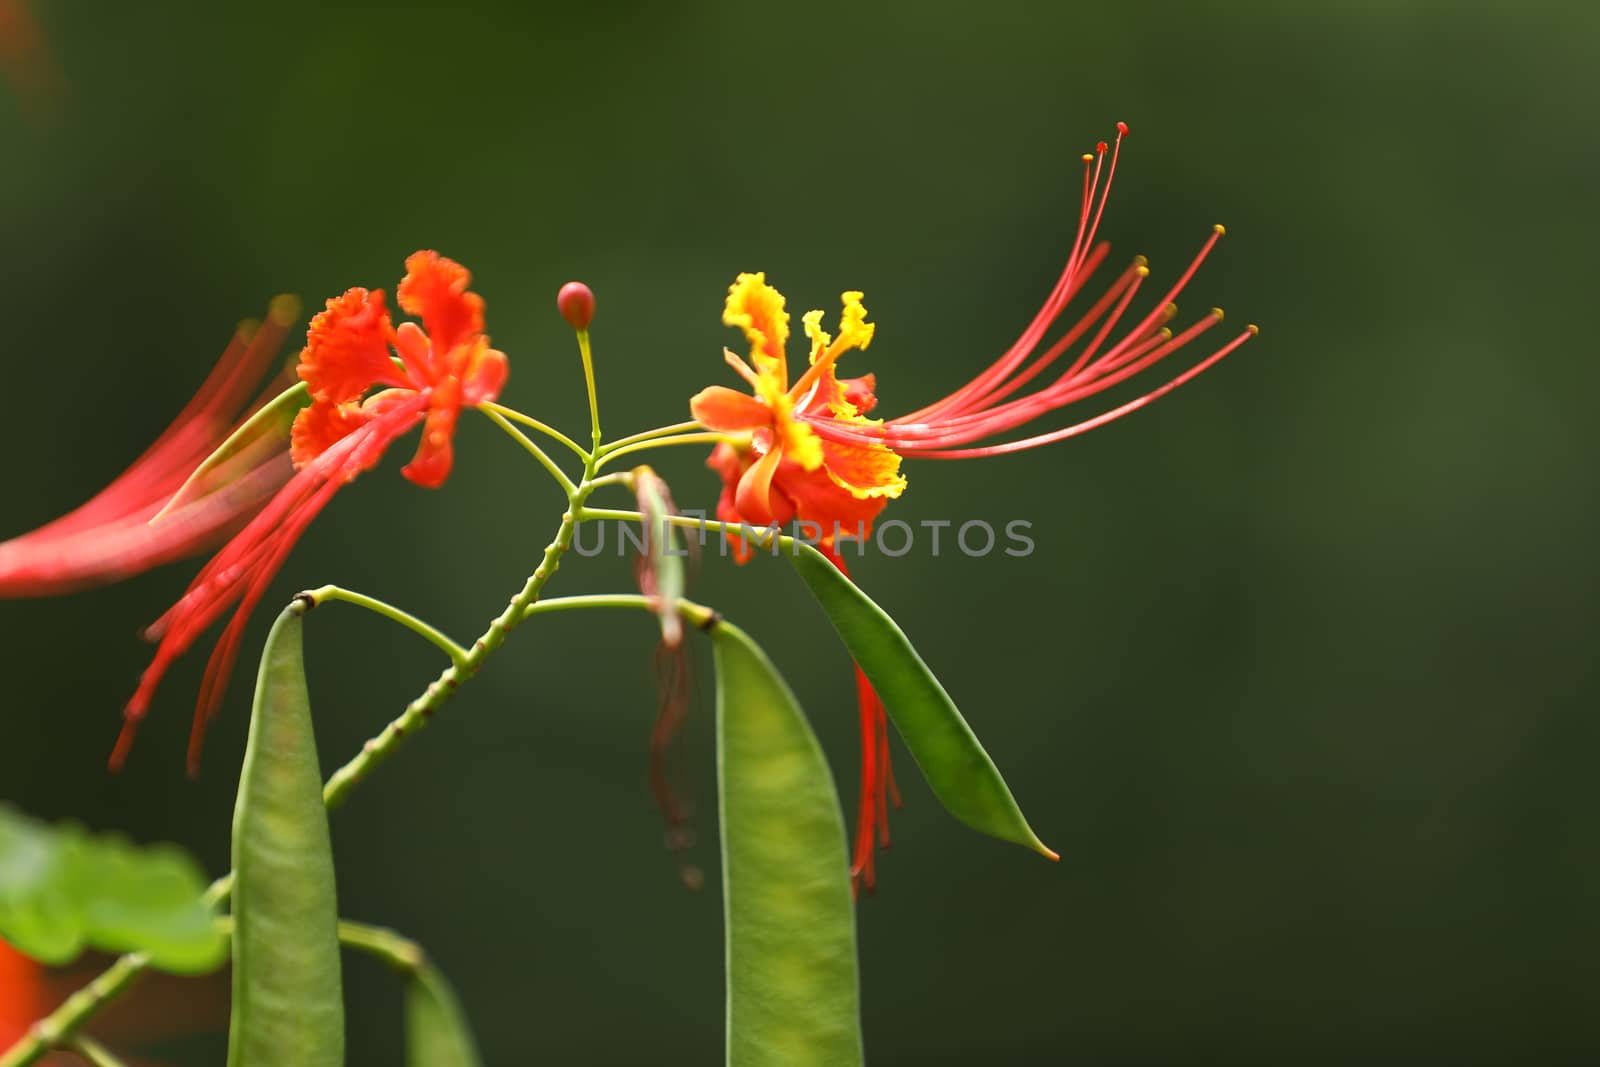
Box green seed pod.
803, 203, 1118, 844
227, 603, 343, 1067
713, 618, 862, 1067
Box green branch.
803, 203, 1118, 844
299, 585, 470, 666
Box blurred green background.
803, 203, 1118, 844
3, 1, 1596, 1063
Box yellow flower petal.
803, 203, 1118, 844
803, 308, 832, 365
723, 273, 790, 380
821, 434, 905, 500
835, 291, 875, 353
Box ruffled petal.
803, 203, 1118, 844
290, 399, 372, 469
297, 288, 405, 402
802, 308, 831, 363
397, 250, 485, 364
835, 290, 875, 352
820, 436, 906, 500
723, 272, 789, 379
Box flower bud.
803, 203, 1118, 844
556, 281, 595, 330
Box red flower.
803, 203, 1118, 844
692, 124, 1258, 887
0, 302, 297, 598
111, 252, 507, 772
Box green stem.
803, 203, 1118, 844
479, 401, 588, 460
596, 432, 732, 469
320, 507, 582, 808
336, 919, 427, 973
66, 1036, 127, 1067
0, 954, 147, 1067
300, 585, 470, 666
481, 407, 579, 497
577, 327, 602, 449
521, 593, 716, 629
583, 470, 637, 493
598, 419, 702, 456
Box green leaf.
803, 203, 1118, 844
406, 963, 483, 1067
712, 618, 863, 1067
0, 805, 225, 974
787, 545, 1056, 859
152, 380, 310, 524
227, 604, 344, 1067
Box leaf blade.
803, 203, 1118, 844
0, 806, 225, 973
787, 545, 1055, 859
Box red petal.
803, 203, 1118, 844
461, 343, 509, 406
402, 379, 462, 489
297, 288, 406, 402
397, 251, 484, 362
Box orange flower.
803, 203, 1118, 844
112, 252, 507, 772
291, 250, 508, 488
690, 274, 904, 561
691, 124, 1257, 887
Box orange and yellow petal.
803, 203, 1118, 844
297, 288, 403, 402
397, 250, 485, 359
776, 459, 892, 543
775, 404, 824, 471
723, 273, 790, 379
820, 436, 906, 500
751, 370, 823, 471
691, 385, 771, 433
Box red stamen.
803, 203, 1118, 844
905, 322, 1257, 459
851, 665, 881, 894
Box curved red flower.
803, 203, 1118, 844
113, 251, 508, 772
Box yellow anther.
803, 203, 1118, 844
1213, 223, 1227, 236
268, 293, 304, 325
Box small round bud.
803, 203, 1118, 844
557, 281, 595, 330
